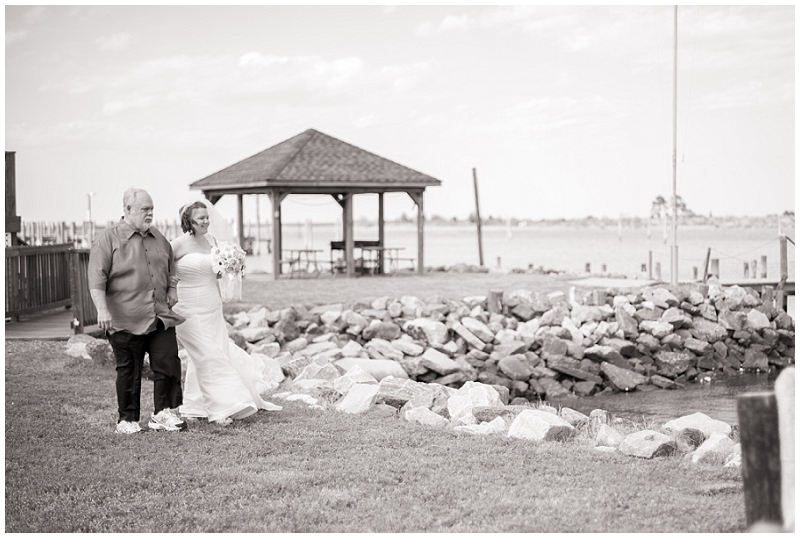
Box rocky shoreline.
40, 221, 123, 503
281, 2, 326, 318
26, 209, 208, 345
227, 278, 794, 399
64, 278, 793, 466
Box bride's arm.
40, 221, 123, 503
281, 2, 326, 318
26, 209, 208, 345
170, 235, 186, 261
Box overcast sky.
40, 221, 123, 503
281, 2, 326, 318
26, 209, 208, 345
5, 4, 795, 225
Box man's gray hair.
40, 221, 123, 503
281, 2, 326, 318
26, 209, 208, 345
123, 188, 150, 209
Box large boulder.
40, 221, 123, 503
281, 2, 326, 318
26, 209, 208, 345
690, 318, 729, 343
405, 406, 449, 428
595, 424, 625, 448
601, 362, 647, 392
406, 318, 449, 346
420, 348, 461, 375
662, 412, 732, 438
498, 354, 534, 381
362, 322, 402, 341
375, 377, 432, 408
507, 409, 576, 443
619, 430, 677, 458
446, 381, 504, 421
335, 358, 408, 381
654, 350, 693, 378
691, 432, 736, 464
335, 383, 379, 414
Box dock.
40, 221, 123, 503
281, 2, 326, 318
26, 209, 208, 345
4, 308, 103, 341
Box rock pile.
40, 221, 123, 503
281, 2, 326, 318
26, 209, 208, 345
225, 280, 794, 402
271, 377, 742, 465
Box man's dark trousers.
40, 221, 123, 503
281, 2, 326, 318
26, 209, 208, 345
107, 321, 183, 423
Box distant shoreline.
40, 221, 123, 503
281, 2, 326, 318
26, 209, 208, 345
277, 215, 795, 230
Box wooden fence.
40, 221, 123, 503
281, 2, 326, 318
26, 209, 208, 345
5, 245, 97, 332
5, 244, 73, 319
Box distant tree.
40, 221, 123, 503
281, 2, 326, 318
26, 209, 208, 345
652, 194, 693, 218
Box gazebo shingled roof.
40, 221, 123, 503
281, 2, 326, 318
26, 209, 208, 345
190, 128, 441, 278
191, 128, 440, 192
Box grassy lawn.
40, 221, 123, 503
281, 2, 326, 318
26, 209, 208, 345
5, 339, 746, 533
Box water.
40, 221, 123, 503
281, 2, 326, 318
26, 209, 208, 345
249, 222, 794, 283
553, 373, 777, 426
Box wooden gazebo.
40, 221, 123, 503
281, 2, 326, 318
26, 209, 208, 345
190, 128, 441, 278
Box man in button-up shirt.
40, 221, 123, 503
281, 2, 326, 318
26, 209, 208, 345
88, 188, 187, 434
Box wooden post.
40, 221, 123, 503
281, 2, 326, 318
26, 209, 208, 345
751, 260, 757, 280
417, 192, 424, 276
344, 193, 354, 277
487, 290, 503, 314
710, 258, 720, 278
255, 194, 261, 256
693, 266, 698, 280
601, 263, 607, 273
648, 251, 653, 279
779, 235, 788, 280
743, 262, 750, 279
378, 192, 385, 274
236, 194, 244, 250
585, 262, 591, 273
655, 262, 662, 281
775, 368, 795, 532
761, 255, 767, 279
762, 286, 774, 306
737, 392, 783, 527
702, 248, 711, 282
269, 192, 281, 279
472, 168, 484, 267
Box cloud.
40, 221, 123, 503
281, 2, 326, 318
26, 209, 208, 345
380, 60, 436, 91
5, 30, 28, 46
24, 6, 47, 20
416, 12, 475, 35
96, 33, 131, 52
353, 114, 378, 128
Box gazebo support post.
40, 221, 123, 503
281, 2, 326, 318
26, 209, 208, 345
408, 190, 424, 275
344, 194, 354, 277
236, 194, 245, 249
378, 192, 385, 273
268, 191, 287, 280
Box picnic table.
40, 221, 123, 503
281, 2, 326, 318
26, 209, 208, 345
282, 249, 324, 278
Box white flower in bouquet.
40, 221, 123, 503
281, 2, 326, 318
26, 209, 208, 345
211, 241, 246, 301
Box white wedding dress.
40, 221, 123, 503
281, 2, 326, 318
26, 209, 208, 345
173, 249, 281, 422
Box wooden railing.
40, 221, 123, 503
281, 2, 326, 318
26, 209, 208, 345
5, 245, 97, 333
68, 249, 97, 332
5, 244, 73, 319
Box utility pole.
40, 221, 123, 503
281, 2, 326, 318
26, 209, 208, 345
670, 5, 679, 286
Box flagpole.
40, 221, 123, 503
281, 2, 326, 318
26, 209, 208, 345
670, 5, 679, 286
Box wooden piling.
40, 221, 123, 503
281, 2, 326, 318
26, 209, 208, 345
743, 262, 750, 279
585, 262, 591, 273
737, 392, 783, 527
487, 290, 503, 315
693, 266, 698, 280
702, 248, 711, 282
751, 260, 757, 280
655, 262, 661, 281
648, 251, 653, 279
779, 235, 788, 280
761, 255, 767, 279
710, 258, 720, 278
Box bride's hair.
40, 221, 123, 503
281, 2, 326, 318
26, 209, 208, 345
180, 201, 207, 235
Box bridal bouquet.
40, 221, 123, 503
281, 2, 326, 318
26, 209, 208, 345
211, 241, 246, 302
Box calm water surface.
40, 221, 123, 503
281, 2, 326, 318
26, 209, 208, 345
553, 373, 777, 426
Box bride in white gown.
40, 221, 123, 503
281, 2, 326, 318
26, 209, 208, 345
171, 201, 281, 425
